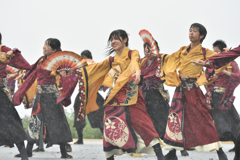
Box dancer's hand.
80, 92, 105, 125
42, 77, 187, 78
191, 60, 205, 66
58, 69, 67, 77
133, 70, 140, 84
6, 73, 17, 79
223, 47, 232, 52
15, 73, 24, 80
6, 50, 14, 58
222, 70, 231, 76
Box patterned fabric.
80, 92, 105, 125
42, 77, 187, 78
75, 68, 86, 122
156, 54, 163, 78
157, 84, 170, 102
213, 86, 226, 93
104, 106, 137, 152
0, 78, 12, 101
205, 85, 212, 110
108, 80, 138, 106
164, 78, 220, 149
37, 84, 58, 94
179, 77, 198, 90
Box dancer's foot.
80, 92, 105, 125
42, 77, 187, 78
65, 144, 72, 152
152, 143, 165, 160
14, 154, 29, 160
5, 144, 14, 148
74, 140, 83, 145
32, 147, 45, 152
107, 155, 114, 160
217, 148, 228, 160
14, 152, 32, 158
229, 147, 235, 152
165, 149, 178, 160
61, 153, 73, 159
180, 149, 189, 156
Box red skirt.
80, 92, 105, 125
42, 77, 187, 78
103, 88, 159, 152
164, 87, 219, 149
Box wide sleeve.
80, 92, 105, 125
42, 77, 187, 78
128, 50, 141, 73
160, 47, 184, 87
81, 58, 111, 114
230, 61, 240, 81
197, 49, 228, 86
205, 45, 240, 69
1, 46, 31, 70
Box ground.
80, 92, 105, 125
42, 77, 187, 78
0, 140, 235, 160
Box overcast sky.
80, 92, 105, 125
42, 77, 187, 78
1, 0, 240, 117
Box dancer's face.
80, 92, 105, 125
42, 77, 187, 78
189, 27, 203, 43
213, 46, 221, 53
110, 37, 126, 51
43, 41, 56, 56
144, 45, 154, 60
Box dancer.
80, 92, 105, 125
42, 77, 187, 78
74, 50, 104, 144
191, 44, 240, 160
69, 29, 166, 160
13, 38, 73, 159
156, 23, 228, 160
205, 40, 240, 152
140, 35, 189, 156
0, 32, 32, 160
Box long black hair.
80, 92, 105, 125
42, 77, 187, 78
45, 38, 62, 52
190, 23, 207, 43
106, 29, 129, 56
0, 33, 2, 45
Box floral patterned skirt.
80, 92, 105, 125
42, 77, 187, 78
164, 86, 220, 150
103, 89, 162, 158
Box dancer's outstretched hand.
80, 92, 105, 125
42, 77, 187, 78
191, 60, 205, 66
223, 47, 232, 52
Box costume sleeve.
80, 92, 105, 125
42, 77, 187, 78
0, 46, 11, 63
230, 61, 240, 81
81, 58, 111, 114
160, 47, 184, 87
128, 50, 141, 73
1, 46, 31, 70
205, 45, 240, 69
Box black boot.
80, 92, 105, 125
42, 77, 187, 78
107, 155, 114, 160
65, 143, 72, 152
180, 149, 189, 156
217, 148, 228, 160
165, 149, 178, 160
153, 143, 165, 160
15, 141, 29, 160
60, 143, 72, 159
14, 142, 33, 158
32, 147, 45, 152
229, 147, 236, 152
74, 127, 84, 144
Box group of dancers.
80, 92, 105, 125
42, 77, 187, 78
1, 22, 240, 160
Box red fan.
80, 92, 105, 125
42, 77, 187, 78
139, 29, 159, 56
41, 51, 87, 71
6, 65, 19, 74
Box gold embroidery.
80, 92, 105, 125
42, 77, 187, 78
130, 66, 135, 73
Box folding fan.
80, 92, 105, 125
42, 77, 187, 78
6, 65, 19, 74
139, 29, 159, 56
41, 51, 87, 71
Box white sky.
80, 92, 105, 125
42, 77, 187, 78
1, 0, 240, 118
